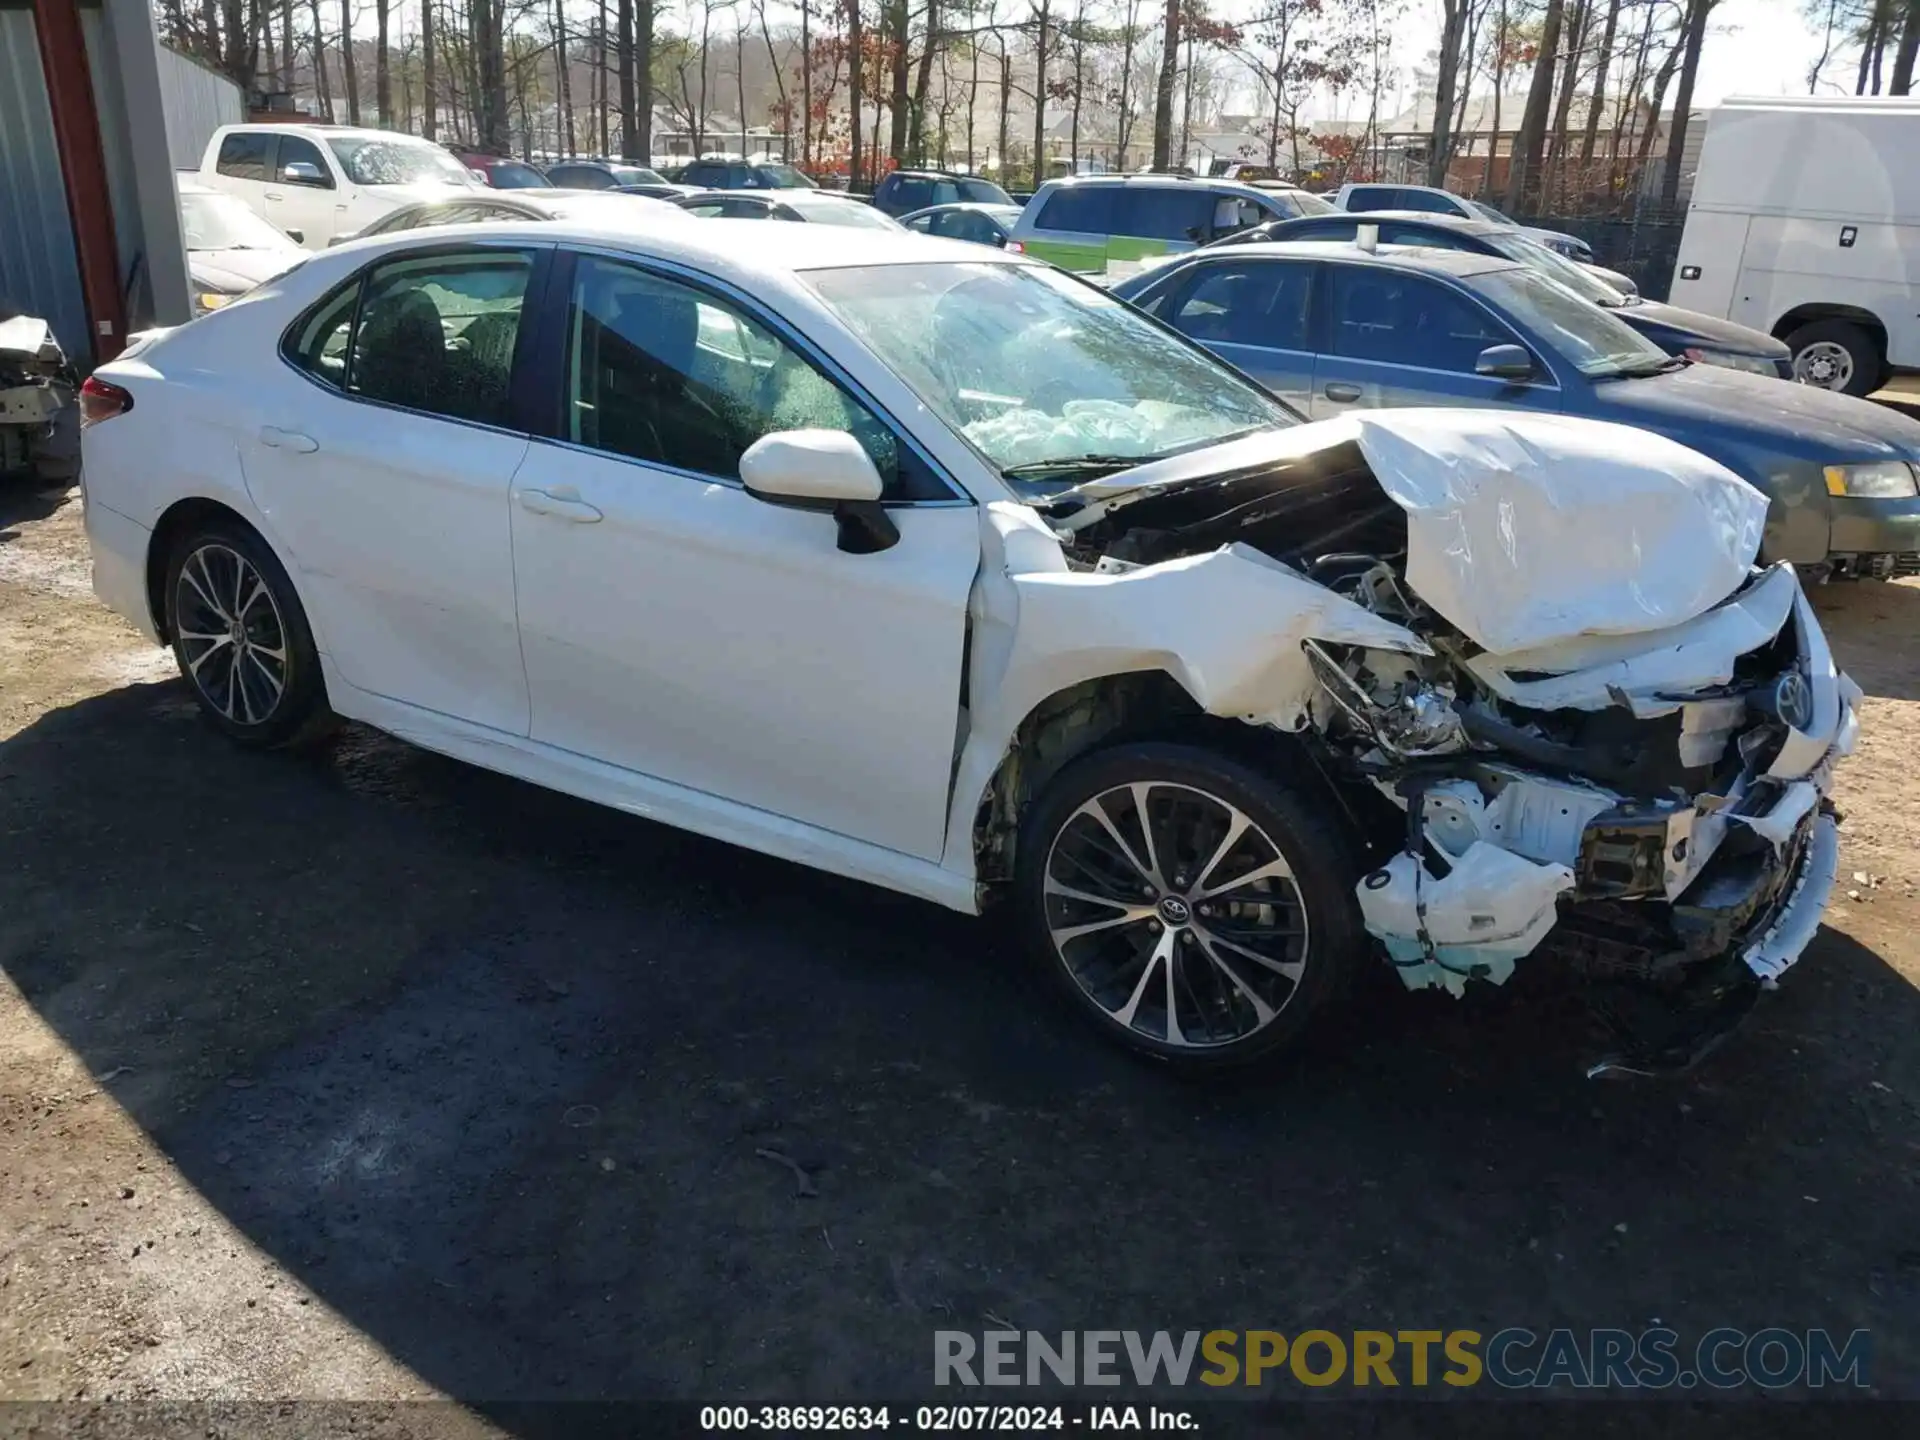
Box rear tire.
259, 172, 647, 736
1014, 741, 1366, 1070
1786, 319, 1883, 397
163, 519, 334, 749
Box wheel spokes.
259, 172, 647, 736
1045, 779, 1312, 1049
176, 546, 289, 728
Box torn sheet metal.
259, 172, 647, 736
1358, 843, 1576, 996
1744, 815, 1841, 982
1466, 564, 1800, 715
997, 538, 1429, 732
1351, 411, 1770, 655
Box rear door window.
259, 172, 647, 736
343, 250, 537, 426
216, 132, 273, 182
1395, 189, 1463, 214
1119, 187, 1218, 242
1342, 186, 1400, 212
1033, 185, 1117, 234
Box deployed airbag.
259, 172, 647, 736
1351, 412, 1770, 654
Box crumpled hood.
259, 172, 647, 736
1050, 409, 1775, 656
1349, 410, 1770, 653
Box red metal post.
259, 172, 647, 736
31, 0, 126, 364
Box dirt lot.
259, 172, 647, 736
4, 477, 1920, 1425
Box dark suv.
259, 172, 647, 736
871, 169, 1014, 217
544, 159, 672, 190
674, 158, 817, 191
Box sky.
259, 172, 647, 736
1283, 0, 1832, 124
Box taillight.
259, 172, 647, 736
79, 376, 133, 427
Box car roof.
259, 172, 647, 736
1039, 173, 1277, 199
1188, 240, 1520, 276
1320, 209, 1502, 234
901, 202, 1019, 216
334, 216, 1014, 277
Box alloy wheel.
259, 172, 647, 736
174, 543, 290, 727
1793, 340, 1853, 390
1042, 781, 1310, 1048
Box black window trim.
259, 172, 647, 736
521, 245, 972, 508
1317, 257, 1561, 388
277, 238, 559, 438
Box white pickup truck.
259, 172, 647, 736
193, 123, 480, 250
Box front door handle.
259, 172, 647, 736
1322, 382, 1364, 403
264, 191, 285, 201
518, 486, 603, 523
258, 425, 318, 453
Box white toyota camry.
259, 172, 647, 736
80, 220, 1857, 1076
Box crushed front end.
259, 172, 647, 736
1046, 411, 1858, 1075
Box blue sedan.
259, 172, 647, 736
1112, 242, 1920, 576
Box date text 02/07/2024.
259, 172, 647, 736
698, 1405, 1198, 1432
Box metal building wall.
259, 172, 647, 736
156, 42, 242, 170
0, 6, 88, 361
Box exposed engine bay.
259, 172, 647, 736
1030, 412, 1858, 1076
0, 309, 77, 481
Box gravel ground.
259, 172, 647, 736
3, 478, 1920, 1427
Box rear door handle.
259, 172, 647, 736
1322, 382, 1364, 403
258, 425, 318, 453
518, 486, 603, 523
264, 191, 285, 201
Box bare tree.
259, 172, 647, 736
310, 0, 335, 119
1151, 0, 1178, 168
424, 0, 438, 137
1430, 0, 1473, 185
1503, 0, 1564, 208
1030, 0, 1053, 185
340, 0, 361, 123
1578, 0, 1622, 165
1659, 0, 1714, 204
376, 0, 393, 123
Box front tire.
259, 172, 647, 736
164, 520, 333, 749
1014, 742, 1366, 1069
1786, 319, 1883, 396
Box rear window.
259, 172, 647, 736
549, 164, 612, 189
1034, 185, 1118, 234
488, 161, 551, 188
957, 178, 1013, 205
888, 177, 935, 210
1115, 187, 1218, 242
216, 132, 272, 182
1343, 186, 1400, 213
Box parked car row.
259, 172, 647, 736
79, 216, 1867, 1080
176, 127, 1917, 579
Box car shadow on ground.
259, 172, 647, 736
0, 477, 75, 544
1814, 578, 1920, 702
3, 680, 1918, 1411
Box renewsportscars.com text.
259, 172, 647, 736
934, 1328, 1871, 1390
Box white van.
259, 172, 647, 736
196, 124, 478, 250
1669, 95, 1920, 395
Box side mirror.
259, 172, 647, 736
739, 430, 899, 554
286, 228, 306, 245
282, 161, 326, 186
1475, 343, 1536, 382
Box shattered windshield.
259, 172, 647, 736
805, 262, 1295, 494
328, 137, 472, 186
